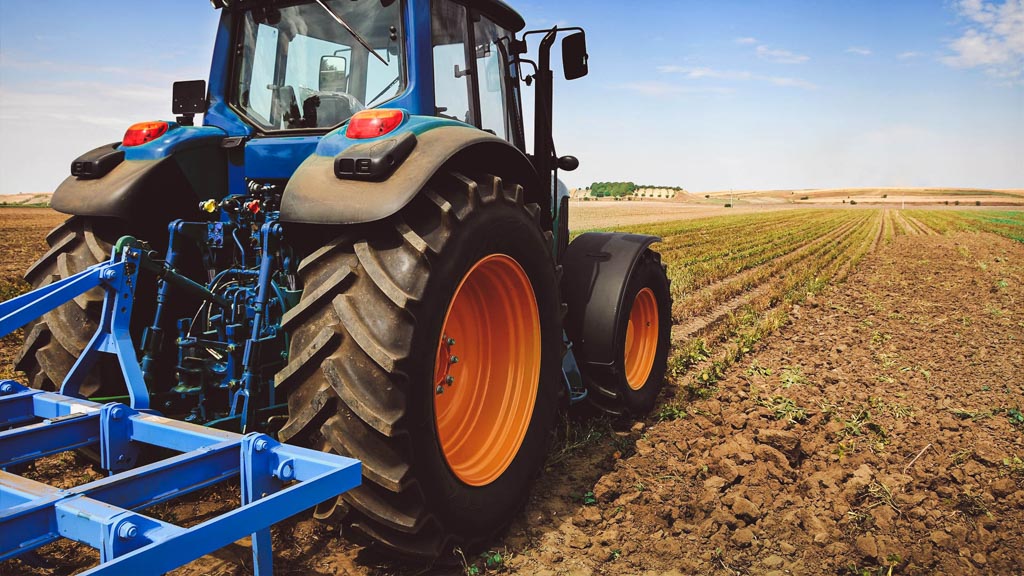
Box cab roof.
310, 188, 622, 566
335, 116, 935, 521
467, 0, 526, 32
214, 0, 526, 33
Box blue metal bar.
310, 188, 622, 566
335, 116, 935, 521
0, 412, 99, 468
0, 382, 361, 574
79, 456, 360, 575
0, 264, 107, 339
0, 384, 42, 428
62, 248, 149, 410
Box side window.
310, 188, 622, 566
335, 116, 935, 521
367, 51, 402, 106
285, 35, 351, 102
246, 23, 279, 124
474, 18, 509, 140
431, 1, 472, 124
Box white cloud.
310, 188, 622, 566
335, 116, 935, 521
846, 47, 873, 56
898, 51, 922, 60
658, 65, 818, 90
942, 0, 1024, 80
735, 37, 758, 45
755, 44, 810, 64
618, 81, 733, 97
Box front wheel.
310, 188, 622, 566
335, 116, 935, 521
276, 170, 562, 557
588, 250, 672, 415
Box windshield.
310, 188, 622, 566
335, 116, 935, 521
232, 0, 405, 132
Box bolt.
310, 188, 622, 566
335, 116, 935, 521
446, 337, 456, 347
255, 439, 269, 452
436, 385, 445, 395
110, 407, 124, 420
117, 454, 127, 463
449, 356, 460, 365
0, 383, 14, 394
445, 375, 455, 386
101, 269, 117, 281
117, 521, 138, 540
278, 462, 294, 481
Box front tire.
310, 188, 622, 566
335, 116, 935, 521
587, 250, 672, 415
277, 170, 561, 557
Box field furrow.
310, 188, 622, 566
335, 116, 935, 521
672, 214, 866, 324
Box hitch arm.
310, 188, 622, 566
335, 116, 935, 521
0, 263, 115, 340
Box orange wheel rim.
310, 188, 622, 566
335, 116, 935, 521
433, 254, 541, 487
624, 288, 659, 391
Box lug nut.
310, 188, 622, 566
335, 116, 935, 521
445, 375, 455, 385
446, 337, 456, 346
449, 356, 459, 365
436, 385, 445, 395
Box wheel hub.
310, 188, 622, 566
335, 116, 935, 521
433, 254, 541, 487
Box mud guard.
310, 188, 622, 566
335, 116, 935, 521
51, 133, 227, 229
561, 232, 661, 370
280, 125, 543, 225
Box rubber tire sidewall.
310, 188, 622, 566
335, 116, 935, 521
406, 199, 561, 543
613, 252, 672, 414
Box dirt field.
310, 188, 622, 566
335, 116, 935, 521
0, 208, 66, 381
712, 188, 1024, 208
1, 207, 1022, 575
568, 201, 805, 232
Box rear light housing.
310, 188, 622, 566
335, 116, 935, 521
122, 121, 171, 147
346, 109, 406, 140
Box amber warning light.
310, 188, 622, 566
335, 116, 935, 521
122, 122, 171, 147
346, 109, 406, 140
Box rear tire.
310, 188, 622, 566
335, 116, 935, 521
276, 170, 561, 558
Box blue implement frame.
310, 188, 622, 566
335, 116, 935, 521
0, 381, 361, 575
0, 240, 361, 574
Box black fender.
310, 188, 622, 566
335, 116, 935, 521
52, 142, 227, 229
561, 232, 661, 369
280, 125, 545, 225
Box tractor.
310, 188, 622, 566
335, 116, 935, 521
7, 0, 671, 561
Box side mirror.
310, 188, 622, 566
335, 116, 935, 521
319, 55, 349, 92
562, 32, 589, 80
558, 156, 580, 172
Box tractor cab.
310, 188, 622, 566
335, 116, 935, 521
188, 0, 587, 205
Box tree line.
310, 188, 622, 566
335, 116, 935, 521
586, 182, 685, 197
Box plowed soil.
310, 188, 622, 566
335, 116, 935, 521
2, 208, 1022, 575
501, 232, 1024, 576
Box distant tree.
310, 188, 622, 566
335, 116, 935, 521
589, 182, 638, 198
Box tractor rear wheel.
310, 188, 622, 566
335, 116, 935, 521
16, 217, 141, 397
277, 170, 561, 558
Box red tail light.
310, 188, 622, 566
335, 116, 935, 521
123, 121, 170, 147
346, 109, 406, 139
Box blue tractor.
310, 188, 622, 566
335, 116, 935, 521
11, 0, 671, 559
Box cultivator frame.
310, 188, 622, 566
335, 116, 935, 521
0, 242, 361, 574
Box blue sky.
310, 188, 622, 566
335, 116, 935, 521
1, 0, 1022, 194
